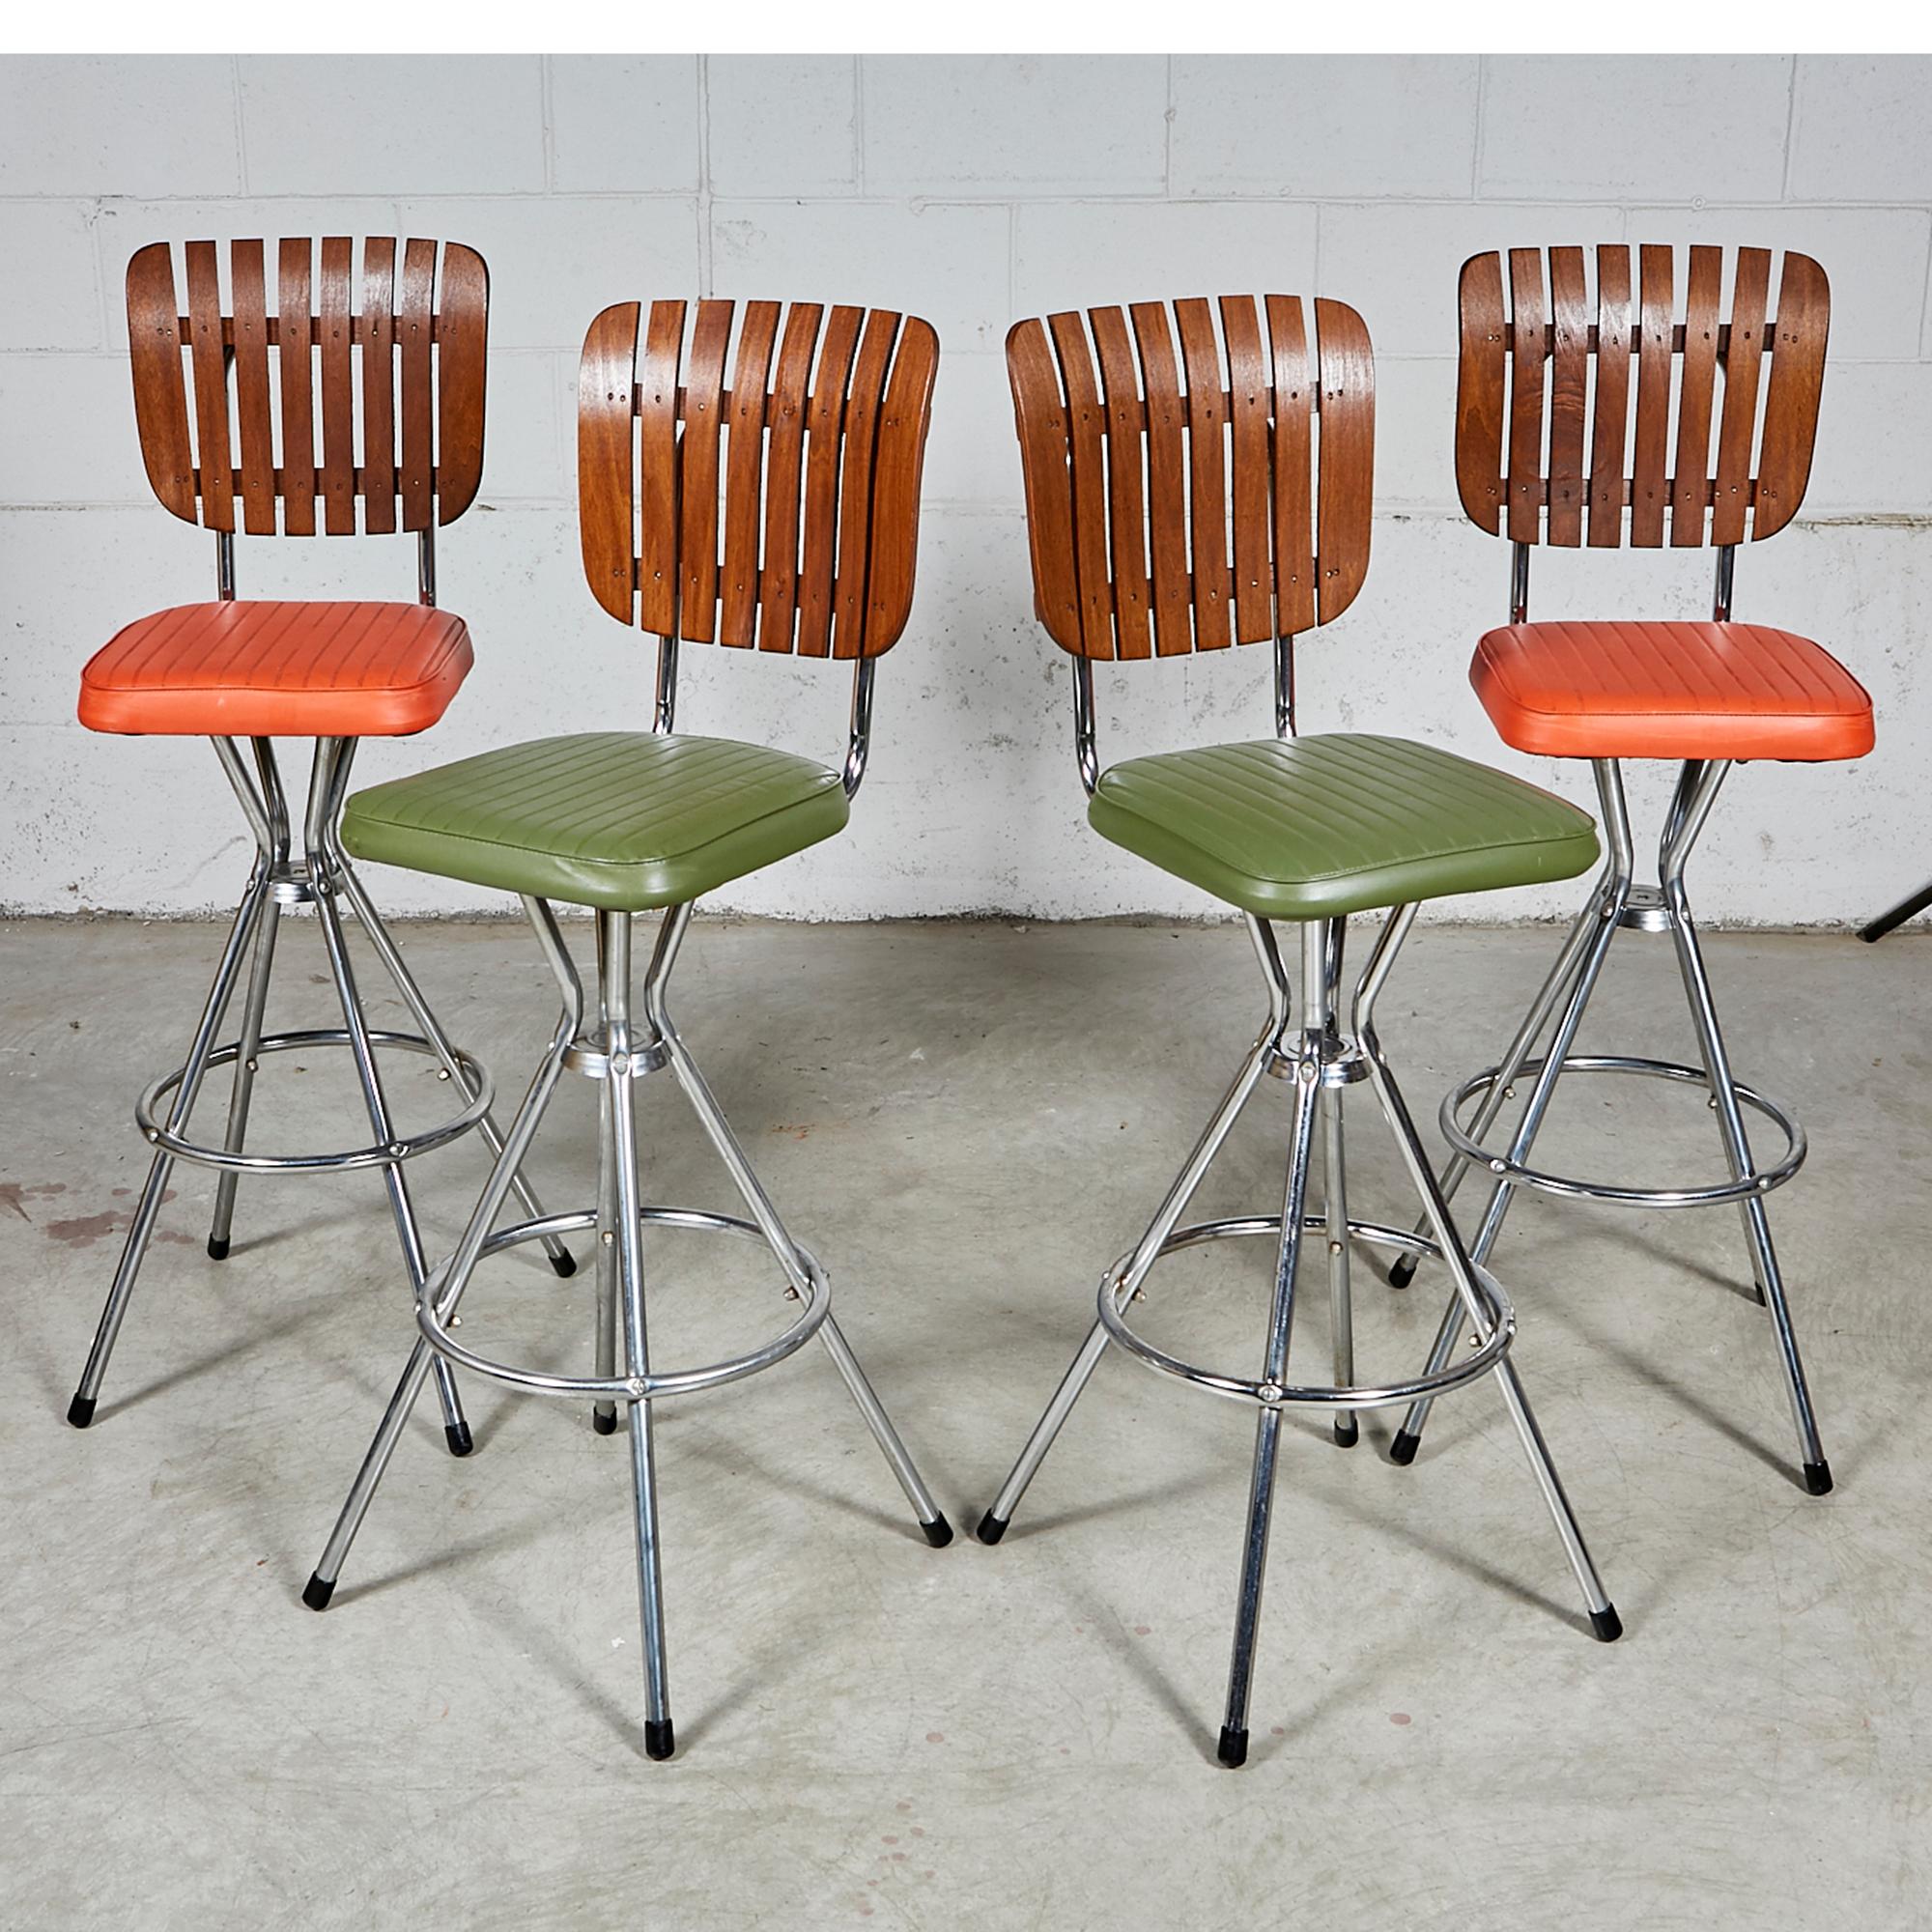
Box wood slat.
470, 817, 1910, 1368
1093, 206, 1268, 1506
1129, 301, 1192, 656
1313, 298, 1374, 625
719, 300, 781, 647
578, 301, 640, 622
1670, 244, 1722, 546
1587, 245, 1632, 548
1454, 252, 1508, 534
1221, 295, 1273, 642
675, 300, 732, 643
1091, 306, 1152, 660
1546, 246, 1588, 547
759, 303, 823, 651
1266, 294, 1316, 637
1631, 243, 1674, 547
185, 241, 235, 533
276, 241, 317, 534
360, 238, 398, 534
1755, 250, 1830, 540
863, 316, 939, 656
397, 239, 437, 531
230, 241, 276, 535
435, 242, 489, 525
797, 305, 863, 657
126, 243, 197, 523
1505, 248, 1546, 544
318, 237, 356, 534
1174, 298, 1232, 649
832, 310, 898, 660
1006, 316, 1084, 654
635, 299, 685, 634
1711, 246, 1771, 546
1049, 310, 1116, 658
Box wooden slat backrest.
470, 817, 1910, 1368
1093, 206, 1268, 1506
576, 298, 940, 657
124, 237, 490, 536
1455, 244, 1830, 548
1006, 295, 1375, 660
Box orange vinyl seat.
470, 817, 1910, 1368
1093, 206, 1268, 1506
1470, 619, 1875, 764
77, 600, 473, 739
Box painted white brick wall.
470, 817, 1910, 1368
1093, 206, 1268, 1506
2, 52, 1928, 925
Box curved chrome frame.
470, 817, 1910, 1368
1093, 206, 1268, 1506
1386, 545, 1833, 1497
303, 893, 951, 1763
68, 534, 570, 1442
977, 903, 1619, 1769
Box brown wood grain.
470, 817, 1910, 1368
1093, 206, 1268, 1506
230, 240, 277, 535
1711, 246, 1770, 546
276, 240, 317, 533
832, 309, 897, 660
1546, 246, 1588, 546
1007, 316, 1085, 653
398, 239, 437, 532
1505, 248, 1546, 545
579, 301, 641, 622
1130, 300, 1192, 656
1455, 252, 1508, 534
635, 299, 686, 635
759, 303, 823, 651
863, 314, 939, 656
1221, 295, 1274, 642
1313, 298, 1374, 625
185, 241, 235, 533
1631, 243, 1674, 546
676, 300, 732, 643
126, 243, 197, 522
360, 238, 398, 535
1587, 244, 1632, 548
720, 299, 781, 647
317, 237, 356, 534
1091, 306, 1152, 660
1670, 245, 1721, 546
1175, 298, 1232, 649
1755, 250, 1830, 540
1266, 294, 1316, 637
1049, 309, 1116, 658
797, 305, 862, 657
434, 242, 489, 525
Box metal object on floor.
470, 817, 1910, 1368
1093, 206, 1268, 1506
986, 294, 1621, 1769
1858, 878, 1932, 942
1383, 245, 1869, 1499
67, 237, 570, 1438
302, 296, 951, 1762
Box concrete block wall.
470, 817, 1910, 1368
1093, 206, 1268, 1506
2, 54, 1928, 923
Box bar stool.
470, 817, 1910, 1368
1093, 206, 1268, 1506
980, 295, 1622, 1769
69, 238, 570, 1448
299, 298, 952, 1761
1383, 247, 1870, 1498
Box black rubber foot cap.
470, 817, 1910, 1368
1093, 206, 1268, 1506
1217, 1726, 1249, 1769
592, 1406, 618, 1435
1333, 1415, 1359, 1449
1590, 1605, 1623, 1643
1804, 1460, 1833, 1496
302, 1574, 335, 1612
643, 1719, 675, 1761
207, 1236, 230, 1261
1388, 1429, 1420, 1466
445, 1421, 474, 1458
975, 1511, 1009, 1547
921, 1515, 954, 1548
67, 1393, 97, 1429
1388, 1254, 1418, 1290
550, 1250, 578, 1278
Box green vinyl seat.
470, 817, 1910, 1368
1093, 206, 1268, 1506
1087, 732, 1600, 921
341, 731, 849, 912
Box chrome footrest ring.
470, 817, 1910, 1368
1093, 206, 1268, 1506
1441, 1054, 1806, 1208
136, 1029, 494, 1173
1095, 1215, 1514, 1410
416, 1207, 830, 1403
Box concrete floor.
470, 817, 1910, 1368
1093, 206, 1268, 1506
1, 912, 1926, 1928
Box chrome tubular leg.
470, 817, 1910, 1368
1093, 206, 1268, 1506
978, 918, 1293, 1544
68, 866, 270, 1427
1323, 1082, 1356, 1450
600, 910, 675, 1760
642, 905, 953, 1546
1660, 770, 1830, 1493
1218, 925, 1326, 1769
305, 739, 469, 1457
329, 848, 578, 1281
206, 895, 282, 1260
1355, 906, 1621, 1640
1390, 765, 1634, 1463
305, 897, 582, 1609
591, 1041, 622, 1437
